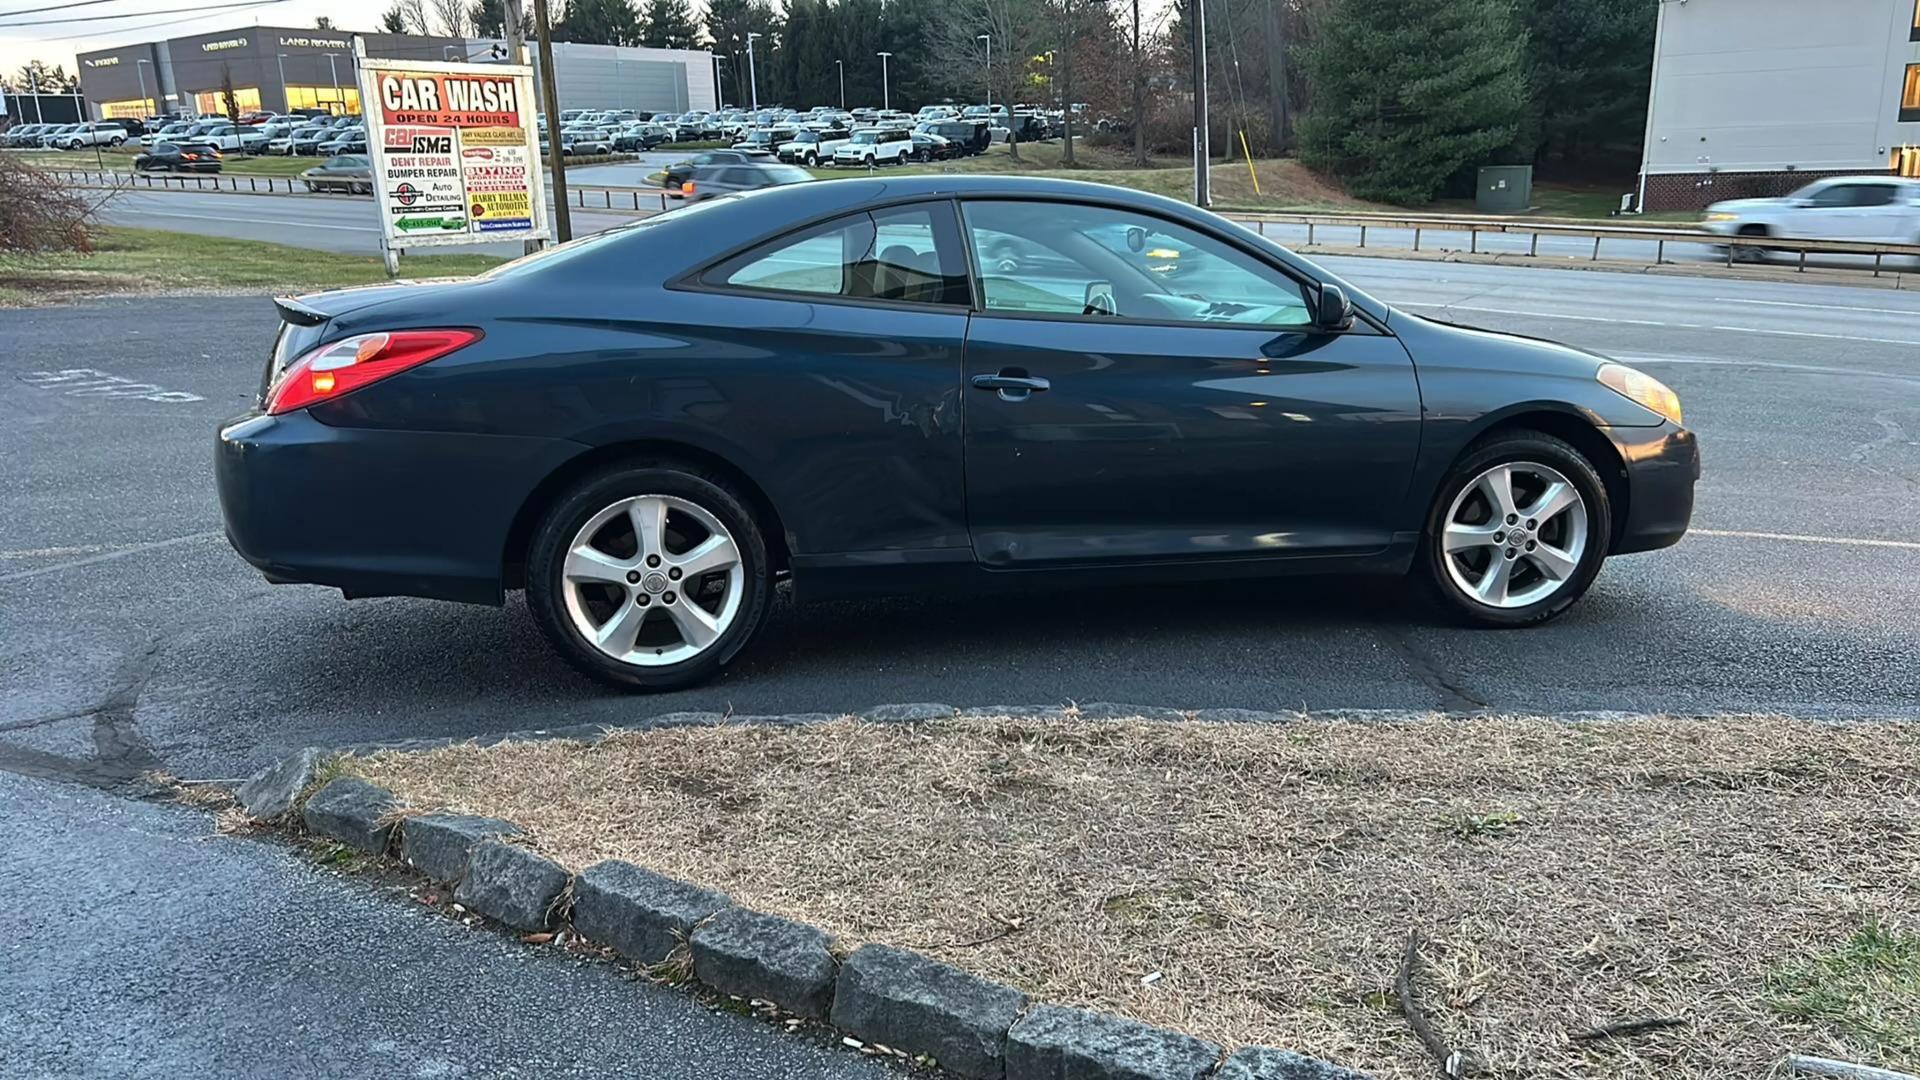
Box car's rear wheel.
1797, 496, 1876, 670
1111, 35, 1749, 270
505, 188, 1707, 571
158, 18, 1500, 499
1420, 431, 1611, 627
527, 463, 772, 691
1733, 224, 1770, 263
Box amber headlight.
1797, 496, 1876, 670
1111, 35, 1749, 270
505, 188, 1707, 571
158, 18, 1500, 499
1704, 212, 1736, 222
1597, 363, 1683, 425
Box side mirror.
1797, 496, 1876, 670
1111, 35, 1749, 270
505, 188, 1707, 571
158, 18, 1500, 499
1315, 283, 1354, 331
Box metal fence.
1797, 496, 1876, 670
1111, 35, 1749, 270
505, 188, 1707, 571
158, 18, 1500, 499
45, 169, 1920, 276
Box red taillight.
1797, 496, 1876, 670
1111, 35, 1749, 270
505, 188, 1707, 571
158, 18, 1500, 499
266, 328, 481, 415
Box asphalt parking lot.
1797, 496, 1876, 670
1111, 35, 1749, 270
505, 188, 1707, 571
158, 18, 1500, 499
2, 258, 1916, 788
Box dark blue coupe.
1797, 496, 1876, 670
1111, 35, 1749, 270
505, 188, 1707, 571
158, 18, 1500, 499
216, 176, 1698, 691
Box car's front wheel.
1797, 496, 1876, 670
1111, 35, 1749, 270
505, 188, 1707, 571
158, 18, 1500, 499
1420, 431, 1611, 627
527, 462, 773, 691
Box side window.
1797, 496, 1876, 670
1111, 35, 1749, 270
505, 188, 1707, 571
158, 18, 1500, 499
706, 205, 968, 305
1804, 184, 1853, 209
1848, 184, 1897, 207
961, 200, 1314, 328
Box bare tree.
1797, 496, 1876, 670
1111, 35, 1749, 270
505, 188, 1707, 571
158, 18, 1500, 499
925, 0, 1044, 159
430, 0, 471, 37
401, 0, 433, 35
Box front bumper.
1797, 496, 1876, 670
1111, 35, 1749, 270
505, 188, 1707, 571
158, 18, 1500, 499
215, 408, 584, 606
1608, 422, 1700, 554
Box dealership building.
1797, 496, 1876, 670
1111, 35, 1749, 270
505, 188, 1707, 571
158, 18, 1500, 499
1638, 0, 1920, 209
76, 25, 715, 120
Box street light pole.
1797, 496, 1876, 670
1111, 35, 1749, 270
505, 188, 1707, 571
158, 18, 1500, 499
713, 54, 727, 108
28, 69, 42, 123
324, 53, 341, 112
978, 34, 991, 110
1191, 0, 1209, 207
835, 59, 844, 111
532, 0, 571, 242
876, 52, 891, 112
275, 53, 289, 114
746, 32, 760, 111
136, 58, 152, 117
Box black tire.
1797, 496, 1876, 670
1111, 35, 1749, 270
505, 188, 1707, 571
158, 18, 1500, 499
1418, 430, 1612, 628
1732, 224, 1770, 264
527, 461, 773, 692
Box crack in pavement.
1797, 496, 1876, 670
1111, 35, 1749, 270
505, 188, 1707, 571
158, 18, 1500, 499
0, 636, 166, 790
1387, 629, 1490, 712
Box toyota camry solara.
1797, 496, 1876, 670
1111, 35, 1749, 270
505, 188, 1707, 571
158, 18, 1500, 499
216, 176, 1699, 691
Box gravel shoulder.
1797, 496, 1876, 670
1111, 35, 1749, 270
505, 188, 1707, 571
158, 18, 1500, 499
348, 712, 1920, 1079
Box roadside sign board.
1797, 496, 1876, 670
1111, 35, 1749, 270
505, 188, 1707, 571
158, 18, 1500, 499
353, 50, 549, 251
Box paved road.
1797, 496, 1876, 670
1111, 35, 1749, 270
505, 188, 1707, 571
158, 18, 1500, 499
75, 180, 1920, 275
4, 257, 1917, 793
0, 770, 890, 1080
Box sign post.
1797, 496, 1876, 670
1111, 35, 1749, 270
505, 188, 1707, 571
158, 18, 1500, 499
352, 39, 551, 276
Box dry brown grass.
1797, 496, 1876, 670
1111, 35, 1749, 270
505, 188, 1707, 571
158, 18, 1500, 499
349, 715, 1920, 1079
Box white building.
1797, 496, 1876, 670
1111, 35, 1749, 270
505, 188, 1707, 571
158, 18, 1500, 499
459, 40, 717, 115
1638, 0, 1920, 209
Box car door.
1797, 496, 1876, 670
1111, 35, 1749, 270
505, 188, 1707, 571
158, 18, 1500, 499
957, 198, 1423, 567
1840, 182, 1906, 242
1784, 182, 1871, 240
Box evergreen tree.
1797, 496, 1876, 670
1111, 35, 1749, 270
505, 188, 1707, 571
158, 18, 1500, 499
469, 0, 506, 38
381, 3, 409, 32
1517, 0, 1655, 172
561, 0, 642, 45
639, 0, 700, 49
1295, 0, 1527, 204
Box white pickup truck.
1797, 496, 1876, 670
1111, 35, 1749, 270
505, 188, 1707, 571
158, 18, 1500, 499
1703, 176, 1920, 260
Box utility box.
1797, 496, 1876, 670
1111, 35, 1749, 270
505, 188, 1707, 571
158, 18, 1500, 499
1476, 165, 1533, 213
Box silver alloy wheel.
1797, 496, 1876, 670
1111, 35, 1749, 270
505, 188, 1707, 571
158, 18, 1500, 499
560, 494, 745, 667
1441, 461, 1589, 609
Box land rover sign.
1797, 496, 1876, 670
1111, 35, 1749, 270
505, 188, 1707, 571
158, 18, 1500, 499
354, 51, 549, 254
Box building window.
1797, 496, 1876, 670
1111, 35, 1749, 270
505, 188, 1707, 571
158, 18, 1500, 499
1911, 0, 1919, 41
194, 86, 261, 116
283, 85, 361, 115
98, 98, 156, 119
1905, 65, 1920, 123
1895, 146, 1920, 179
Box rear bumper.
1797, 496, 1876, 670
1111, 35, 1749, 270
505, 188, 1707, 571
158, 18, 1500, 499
215, 409, 584, 605
1608, 423, 1700, 554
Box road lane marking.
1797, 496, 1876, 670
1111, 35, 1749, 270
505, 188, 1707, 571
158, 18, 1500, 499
1715, 297, 1920, 316
1615, 354, 1920, 382
19, 368, 203, 402
1709, 325, 1920, 346
0, 531, 224, 584
125, 208, 371, 231
1403, 302, 1920, 346
1691, 529, 1920, 551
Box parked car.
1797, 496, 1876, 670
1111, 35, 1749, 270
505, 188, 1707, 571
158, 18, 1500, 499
316, 128, 367, 156
678, 160, 812, 202
660, 149, 772, 192
776, 127, 851, 166
42, 121, 125, 149
1702, 176, 1920, 260
301, 153, 372, 194
216, 176, 1697, 693
832, 127, 915, 167
733, 125, 799, 154
133, 142, 223, 173
3, 123, 52, 147
142, 120, 197, 147
34, 124, 81, 147
613, 123, 669, 151
561, 129, 613, 155
918, 119, 990, 156
290, 125, 334, 155
909, 133, 955, 162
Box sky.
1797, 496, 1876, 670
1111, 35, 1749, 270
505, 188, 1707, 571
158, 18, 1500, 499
1, 0, 401, 80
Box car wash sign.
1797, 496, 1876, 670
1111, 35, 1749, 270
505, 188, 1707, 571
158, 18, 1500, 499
355, 53, 549, 249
